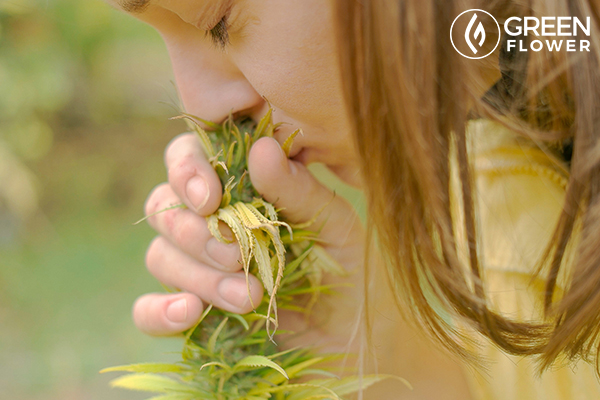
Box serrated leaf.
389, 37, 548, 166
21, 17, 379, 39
225, 141, 237, 168
222, 311, 250, 330
252, 230, 275, 295
253, 107, 272, 140
262, 357, 327, 386
199, 361, 230, 372
100, 363, 186, 374
233, 355, 289, 379
282, 128, 301, 157
109, 373, 195, 394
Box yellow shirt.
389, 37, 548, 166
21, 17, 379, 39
465, 120, 600, 399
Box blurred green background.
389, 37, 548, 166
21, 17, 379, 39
0, 0, 190, 398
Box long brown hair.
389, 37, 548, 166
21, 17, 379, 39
335, 0, 600, 371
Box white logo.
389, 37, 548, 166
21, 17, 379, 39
465, 14, 486, 54
452, 11, 592, 58
451, 9, 501, 59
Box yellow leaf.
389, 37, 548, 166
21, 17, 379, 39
109, 374, 195, 394
100, 363, 185, 374
282, 128, 301, 157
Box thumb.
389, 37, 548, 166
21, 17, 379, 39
248, 137, 362, 249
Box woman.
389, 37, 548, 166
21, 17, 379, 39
108, 0, 600, 398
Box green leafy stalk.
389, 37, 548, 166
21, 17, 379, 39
102, 111, 401, 399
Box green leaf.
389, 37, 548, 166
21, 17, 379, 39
311, 245, 346, 276
109, 373, 196, 394
262, 357, 327, 386
253, 107, 272, 140
265, 346, 301, 360
185, 304, 213, 342
207, 317, 229, 355
222, 311, 250, 330
281, 128, 301, 157
282, 246, 312, 278
100, 363, 186, 374
284, 357, 328, 377
233, 355, 289, 379
294, 369, 340, 380
199, 361, 231, 372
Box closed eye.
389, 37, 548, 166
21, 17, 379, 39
207, 16, 230, 49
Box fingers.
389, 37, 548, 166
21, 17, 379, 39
146, 236, 264, 314
164, 133, 222, 216
248, 137, 363, 249
133, 292, 204, 336
145, 183, 241, 271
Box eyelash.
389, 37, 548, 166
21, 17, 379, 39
207, 16, 230, 49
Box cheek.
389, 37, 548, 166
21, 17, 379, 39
248, 59, 342, 125
230, 1, 345, 129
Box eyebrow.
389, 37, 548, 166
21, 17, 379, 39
120, 0, 151, 13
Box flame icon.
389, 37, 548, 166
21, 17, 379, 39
465, 14, 486, 54
450, 9, 500, 59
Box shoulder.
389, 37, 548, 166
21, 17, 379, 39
461, 121, 600, 400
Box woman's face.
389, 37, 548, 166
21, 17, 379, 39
109, 0, 360, 185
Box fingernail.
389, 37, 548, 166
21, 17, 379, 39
218, 277, 251, 310
166, 298, 188, 323
186, 176, 209, 211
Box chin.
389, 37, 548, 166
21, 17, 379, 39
329, 165, 363, 188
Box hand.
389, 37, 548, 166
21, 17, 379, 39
132, 131, 473, 399
133, 131, 365, 339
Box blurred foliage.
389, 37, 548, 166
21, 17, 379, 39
0, 0, 190, 399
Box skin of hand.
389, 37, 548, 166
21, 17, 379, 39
105, 0, 474, 397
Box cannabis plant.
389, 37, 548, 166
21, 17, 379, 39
102, 110, 397, 399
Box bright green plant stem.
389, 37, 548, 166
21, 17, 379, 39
101, 111, 401, 399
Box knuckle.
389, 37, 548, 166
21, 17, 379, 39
171, 214, 196, 248
167, 154, 198, 190
164, 133, 197, 166
161, 207, 178, 236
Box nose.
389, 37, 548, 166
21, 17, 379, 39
163, 33, 265, 124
